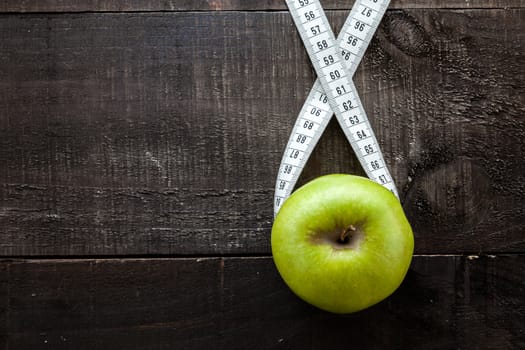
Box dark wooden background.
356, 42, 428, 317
1, 1, 524, 349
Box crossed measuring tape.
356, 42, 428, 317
274, 0, 397, 217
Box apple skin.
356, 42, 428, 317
271, 174, 414, 314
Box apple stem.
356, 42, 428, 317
340, 225, 356, 243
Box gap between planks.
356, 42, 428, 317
0, 0, 523, 14
0, 253, 523, 263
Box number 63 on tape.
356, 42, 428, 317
274, 0, 397, 217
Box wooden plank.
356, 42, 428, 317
0, 10, 524, 256
1, 255, 524, 349
0, 0, 523, 12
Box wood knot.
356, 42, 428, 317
381, 10, 433, 57
405, 157, 492, 243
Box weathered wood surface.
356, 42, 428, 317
0, 2, 524, 349
1, 9, 523, 256
1, 0, 524, 12
0, 255, 523, 349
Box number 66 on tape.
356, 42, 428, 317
274, 0, 397, 217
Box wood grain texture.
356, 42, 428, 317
0, 9, 523, 256
0, 0, 523, 12
1, 4, 523, 350
0, 255, 524, 349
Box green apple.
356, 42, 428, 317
271, 174, 414, 314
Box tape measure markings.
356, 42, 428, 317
275, 0, 395, 216
274, 0, 392, 214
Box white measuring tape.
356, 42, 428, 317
274, 0, 397, 217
